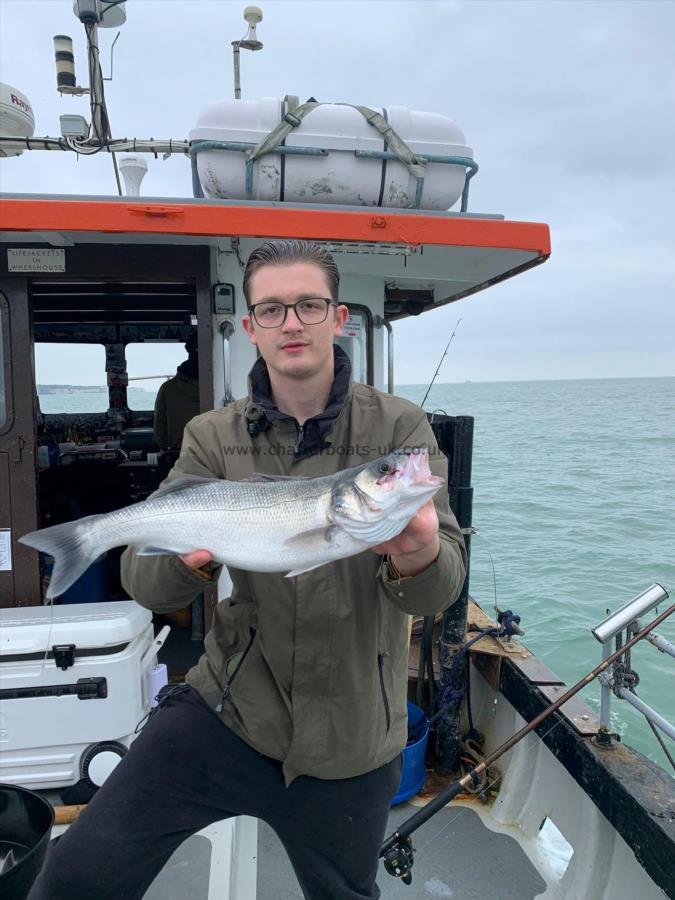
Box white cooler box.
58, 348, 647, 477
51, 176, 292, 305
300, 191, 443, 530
0, 601, 164, 790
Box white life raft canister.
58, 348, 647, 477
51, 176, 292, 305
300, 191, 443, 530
189, 98, 473, 210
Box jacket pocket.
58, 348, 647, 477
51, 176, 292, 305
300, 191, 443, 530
378, 652, 391, 734
217, 628, 256, 712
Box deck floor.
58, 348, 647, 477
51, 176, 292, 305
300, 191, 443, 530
143, 803, 546, 899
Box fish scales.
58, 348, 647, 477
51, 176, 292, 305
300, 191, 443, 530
19, 449, 444, 599
89, 480, 339, 572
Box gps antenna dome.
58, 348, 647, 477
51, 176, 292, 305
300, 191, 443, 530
240, 6, 263, 50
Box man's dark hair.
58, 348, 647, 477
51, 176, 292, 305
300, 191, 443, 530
243, 240, 340, 306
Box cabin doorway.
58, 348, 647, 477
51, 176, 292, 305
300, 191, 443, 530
0, 281, 40, 606
0, 244, 213, 620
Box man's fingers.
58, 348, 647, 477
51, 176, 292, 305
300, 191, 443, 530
180, 549, 213, 569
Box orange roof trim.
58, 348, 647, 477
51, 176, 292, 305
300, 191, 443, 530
0, 198, 551, 255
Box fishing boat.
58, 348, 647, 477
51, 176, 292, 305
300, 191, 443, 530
0, 3, 672, 898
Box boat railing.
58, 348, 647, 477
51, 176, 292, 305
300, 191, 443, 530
592, 584, 675, 764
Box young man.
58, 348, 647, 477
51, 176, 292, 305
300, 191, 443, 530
28, 241, 466, 900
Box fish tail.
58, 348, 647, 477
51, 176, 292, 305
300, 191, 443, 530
19, 516, 101, 601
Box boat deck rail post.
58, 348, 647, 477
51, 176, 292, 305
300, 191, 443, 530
428, 414, 474, 773
593, 583, 671, 748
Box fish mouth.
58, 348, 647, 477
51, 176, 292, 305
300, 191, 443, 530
383, 448, 443, 489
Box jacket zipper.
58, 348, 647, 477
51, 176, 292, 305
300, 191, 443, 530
293, 423, 304, 456
216, 629, 256, 712
378, 653, 391, 733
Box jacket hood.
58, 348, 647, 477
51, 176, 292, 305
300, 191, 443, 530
244, 345, 352, 460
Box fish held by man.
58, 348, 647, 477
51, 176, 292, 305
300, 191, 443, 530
20, 448, 444, 600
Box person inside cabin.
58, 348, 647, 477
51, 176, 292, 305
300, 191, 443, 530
153, 329, 200, 451
28, 241, 466, 900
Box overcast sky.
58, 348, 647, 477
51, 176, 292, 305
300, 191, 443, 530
1, 0, 673, 385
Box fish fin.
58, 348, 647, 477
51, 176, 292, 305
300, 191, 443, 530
148, 475, 221, 500
285, 561, 328, 578
283, 525, 339, 548
19, 516, 100, 601
240, 473, 313, 483
136, 546, 175, 557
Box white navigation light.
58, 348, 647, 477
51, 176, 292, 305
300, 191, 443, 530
0, 83, 35, 157
119, 155, 148, 196
240, 6, 263, 51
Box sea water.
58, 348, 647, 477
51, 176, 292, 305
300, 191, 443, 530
397, 376, 674, 766
38, 377, 674, 764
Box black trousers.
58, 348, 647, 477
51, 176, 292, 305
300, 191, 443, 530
28, 686, 402, 900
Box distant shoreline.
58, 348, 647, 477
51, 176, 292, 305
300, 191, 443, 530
38, 384, 150, 394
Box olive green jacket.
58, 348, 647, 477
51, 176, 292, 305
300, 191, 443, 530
121, 375, 466, 784
153, 369, 200, 451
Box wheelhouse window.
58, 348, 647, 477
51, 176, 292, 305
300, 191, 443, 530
35, 343, 108, 414
125, 342, 189, 410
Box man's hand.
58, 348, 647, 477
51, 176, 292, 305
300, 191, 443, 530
371, 499, 441, 577
180, 550, 214, 570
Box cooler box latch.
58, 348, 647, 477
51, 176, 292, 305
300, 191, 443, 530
53, 644, 76, 670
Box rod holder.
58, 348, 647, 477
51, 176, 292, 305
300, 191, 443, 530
592, 584, 669, 644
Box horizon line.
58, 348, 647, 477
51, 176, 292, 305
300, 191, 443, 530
396, 374, 674, 387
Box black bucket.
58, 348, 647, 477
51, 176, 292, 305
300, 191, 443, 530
0, 784, 54, 900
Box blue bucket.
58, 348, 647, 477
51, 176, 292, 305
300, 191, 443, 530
392, 701, 429, 805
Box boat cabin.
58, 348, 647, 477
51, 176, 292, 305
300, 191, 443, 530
0, 195, 550, 616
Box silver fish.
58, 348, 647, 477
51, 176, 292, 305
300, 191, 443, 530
20, 448, 443, 600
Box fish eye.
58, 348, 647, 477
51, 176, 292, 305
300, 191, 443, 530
377, 461, 391, 475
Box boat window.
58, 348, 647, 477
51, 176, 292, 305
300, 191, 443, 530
35, 343, 107, 414
126, 342, 189, 410
336, 309, 369, 384
0, 301, 6, 429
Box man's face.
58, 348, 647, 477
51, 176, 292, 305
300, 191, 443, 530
242, 262, 348, 381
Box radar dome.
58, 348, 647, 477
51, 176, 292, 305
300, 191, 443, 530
0, 83, 35, 157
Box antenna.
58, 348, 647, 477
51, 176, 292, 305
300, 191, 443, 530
232, 6, 264, 99
240, 5, 263, 50
119, 155, 148, 196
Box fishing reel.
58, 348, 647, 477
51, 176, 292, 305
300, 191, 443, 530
382, 833, 415, 885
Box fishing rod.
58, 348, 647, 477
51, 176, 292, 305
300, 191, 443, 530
380, 598, 674, 884
420, 319, 462, 408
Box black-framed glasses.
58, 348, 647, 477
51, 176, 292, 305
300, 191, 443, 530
248, 297, 337, 328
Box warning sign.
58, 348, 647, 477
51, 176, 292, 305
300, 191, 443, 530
7, 249, 65, 273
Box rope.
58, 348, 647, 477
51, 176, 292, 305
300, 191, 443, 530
496, 609, 522, 639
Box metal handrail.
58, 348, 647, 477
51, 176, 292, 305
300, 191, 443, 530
594, 584, 673, 749
373, 315, 394, 394
189, 140, 478, 211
